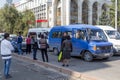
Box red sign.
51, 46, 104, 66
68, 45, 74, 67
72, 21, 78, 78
36, 20, 48, 23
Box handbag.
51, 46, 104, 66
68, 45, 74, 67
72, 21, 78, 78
58, 51, 62, 62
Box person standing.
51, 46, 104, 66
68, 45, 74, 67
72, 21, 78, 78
61, 36, 72, 67
32, 41, 38, 60
39, 34, 48, 62
61, 32, 68, 44
0, 33, 14, 79
17, 32, 23, 55
26, 35, 31, 54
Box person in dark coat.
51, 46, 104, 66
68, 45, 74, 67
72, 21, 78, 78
61, 32, 68, 44
39, 34, 48, 62
61, 36, 72, 67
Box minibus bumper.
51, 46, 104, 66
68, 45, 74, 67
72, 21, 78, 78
93, 53, 113, 59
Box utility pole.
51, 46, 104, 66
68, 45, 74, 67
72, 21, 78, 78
115, 0, 117, 30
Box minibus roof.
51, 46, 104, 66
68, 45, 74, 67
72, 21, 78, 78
28, 28, 51, 32
52, 24, 101, 30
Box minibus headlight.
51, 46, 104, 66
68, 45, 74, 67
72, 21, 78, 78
93, 46, 97, 51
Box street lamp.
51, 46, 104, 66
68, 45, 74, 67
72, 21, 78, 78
115, 0, 117, 30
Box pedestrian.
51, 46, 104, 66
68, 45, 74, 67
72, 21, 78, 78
0, 33, 14, 79
32, 41, 38, 60
26, 35, 31, 54
17, 32, 23, 55
39, 34, 48, 62
61, 36, 72, 67
61, 32, 68, 44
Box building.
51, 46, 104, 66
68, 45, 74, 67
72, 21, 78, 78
15, 0, 52, 27
52, 0, 111, 26
15, 0, 111, 27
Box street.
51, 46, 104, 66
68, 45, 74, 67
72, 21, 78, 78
19, 51, 120, 80
0, 56, 78, 80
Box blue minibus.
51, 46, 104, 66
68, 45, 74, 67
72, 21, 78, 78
48, 24, 113, 61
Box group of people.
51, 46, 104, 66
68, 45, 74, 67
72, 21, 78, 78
0, 32, 49, 79
0, 31, 73, 79
26, 34, 49, 62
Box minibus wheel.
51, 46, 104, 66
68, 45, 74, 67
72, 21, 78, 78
83, 51, 93, 62
53, 48, 59, 55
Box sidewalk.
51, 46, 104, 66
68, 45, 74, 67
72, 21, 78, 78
13, 51, 101, 80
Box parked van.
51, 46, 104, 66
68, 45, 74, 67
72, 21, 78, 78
96, 25, 120, 55
48, 24, 113, 61
27, 28, 51, 48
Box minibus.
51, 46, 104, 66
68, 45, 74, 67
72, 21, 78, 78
48, 24, 113, 61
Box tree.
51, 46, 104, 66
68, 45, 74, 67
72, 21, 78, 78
99, 0, 120, 30
0, 4, 20, 33
0, 4, 35, 36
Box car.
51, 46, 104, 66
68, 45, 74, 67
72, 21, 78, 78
10, 36, 26, 52
0, 33, 4, 42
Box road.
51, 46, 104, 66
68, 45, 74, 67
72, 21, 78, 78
0, 57, 78, 80
21, 51, 120, 80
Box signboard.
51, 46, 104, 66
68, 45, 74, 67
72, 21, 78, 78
36, 20, 48, 23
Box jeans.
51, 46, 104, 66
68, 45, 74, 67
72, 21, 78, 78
17, 43, 23, 55
33, 49, 37, 59
41, 49, 48, 62
4, 59, 11, 77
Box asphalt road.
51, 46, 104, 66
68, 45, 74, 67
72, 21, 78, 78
20, 51, 120, 80
0, 57, 78, 80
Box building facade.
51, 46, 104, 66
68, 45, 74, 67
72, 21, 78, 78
15, 0, 111, 27
52, 0, 111, 27
15, 0, 52, 27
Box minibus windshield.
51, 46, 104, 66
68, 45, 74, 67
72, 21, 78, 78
105, 30, 120, 39
89, 29, 107, 41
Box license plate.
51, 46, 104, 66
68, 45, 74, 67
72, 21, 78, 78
104, 53, 110, 56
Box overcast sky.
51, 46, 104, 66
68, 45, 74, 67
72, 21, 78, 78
0, 0, 20, 8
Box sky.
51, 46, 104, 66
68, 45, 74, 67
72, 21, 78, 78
0, 0, 20, 8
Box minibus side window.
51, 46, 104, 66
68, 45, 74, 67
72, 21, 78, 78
52, 31, 62, 38
75, 30, 86, 40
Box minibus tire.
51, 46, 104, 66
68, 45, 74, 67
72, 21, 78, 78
83, 51, 93, 62
53, 48, 59, 55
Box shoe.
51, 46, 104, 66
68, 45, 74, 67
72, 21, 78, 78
66, 64, 69, 67
5, 74, 12, 79
33, 58, 37, 60
62, 64, 65, 67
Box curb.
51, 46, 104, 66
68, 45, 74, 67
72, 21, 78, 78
13, 54, 102, 80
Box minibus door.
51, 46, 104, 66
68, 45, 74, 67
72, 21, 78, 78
72, 28, 88, 56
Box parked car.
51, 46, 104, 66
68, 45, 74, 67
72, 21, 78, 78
0, 33, 4, 42
48, 24, 113, 61
10, 36, 26, 52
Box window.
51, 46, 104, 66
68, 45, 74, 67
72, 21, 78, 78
52, 31, 62, 38
75, 30, 86, 40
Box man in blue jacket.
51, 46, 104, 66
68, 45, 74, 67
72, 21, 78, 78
17, 32, 23, 55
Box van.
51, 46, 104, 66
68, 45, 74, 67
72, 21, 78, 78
96, 25, 120, 55
27, 28, 51, 48
48, 24, 113, 61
